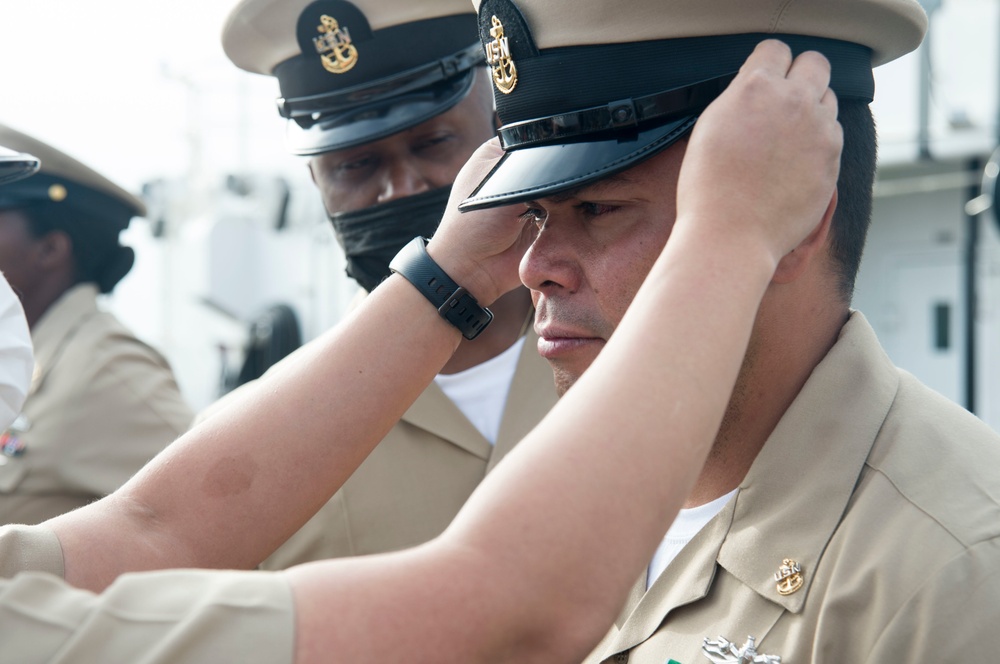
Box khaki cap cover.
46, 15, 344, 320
0, 124, 145, 218
223, 0, 476, 75
471, 0, 926, 67
460, 0, 927, 210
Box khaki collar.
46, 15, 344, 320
28, 284, 101, 395
604, 312, 900, 656
718, 311, 899, 613
400, 327, 554, 462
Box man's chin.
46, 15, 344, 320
551, 367, 580, 398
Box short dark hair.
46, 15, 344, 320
21, 202, 134, 294
829, 101, 878, 302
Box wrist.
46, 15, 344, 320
671, 214, 780, 282
390, 237, 494, 340
424, 241, 500, 306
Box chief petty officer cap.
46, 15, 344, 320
222, 0, 484, 156
0, 146, 40, 186
0, 123, 146, 228
460, 0, 928, 211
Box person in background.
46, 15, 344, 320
0, 45, 844, 661
0, 124, 194, 525
218, 0, 556, 568
0, 146, 36, 431
456, 0, 1000, 661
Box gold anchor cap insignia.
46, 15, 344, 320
774, 558, 803, 596
485, 15, 517, 94
314, 14, 358, 74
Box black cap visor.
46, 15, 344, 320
285, 68, 476, 155
460, 116, 696, 211
0, 147, 40, 186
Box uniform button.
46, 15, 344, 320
612, 653, 629, 663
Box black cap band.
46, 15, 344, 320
492, 33, 874, 131
279, 44, 483, 123
498, 72, 737, 150
274, 10, 481, 114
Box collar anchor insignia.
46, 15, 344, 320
314, 14, 358, 74
774, 558, 804, 596
485, 15, 517, 94
702, 635, 781, 663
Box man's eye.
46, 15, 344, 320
338, 156, 377, 173
577, 202, 619, 217
414, 134, 454, 153
518, 207, 547, 228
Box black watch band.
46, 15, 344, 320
389, 237, 494, 340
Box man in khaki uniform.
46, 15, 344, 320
219, 0, 556, 567
0, 125, 194, 525
0, 62, 850, 660
456, 0, 1000, 661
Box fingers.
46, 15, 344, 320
785, 49, 833, 99
742, 39, 793, 75
743, 39, 832, 100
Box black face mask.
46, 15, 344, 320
327, 186, 452, 293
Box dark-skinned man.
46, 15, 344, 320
217, 0, 556, 567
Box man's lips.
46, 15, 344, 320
535, 327, 605, 359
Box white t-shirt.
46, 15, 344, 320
0, 273, 32, 431
647, 488, 739, 589
433, 336, 526, 445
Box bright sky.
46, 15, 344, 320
0, 0, 305, 193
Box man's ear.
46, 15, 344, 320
772, 189, 838, 284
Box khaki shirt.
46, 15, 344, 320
0, 285, 194, 525
586, 312, 1000, 664
0, 525, 294, 664
262, 329, 557, 567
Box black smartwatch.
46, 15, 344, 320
389, 237, 494, 340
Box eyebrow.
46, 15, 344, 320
538, 173, 638, 205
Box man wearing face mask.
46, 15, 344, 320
219, 0, 556, 568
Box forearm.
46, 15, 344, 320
436, 219, 778, 656
49, 275, 463, 591
289, 222, 777, 663
293, 42, 841, 661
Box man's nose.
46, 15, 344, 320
519, 220, 581, 295
376, 159, 431, 204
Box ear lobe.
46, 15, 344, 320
771, 189, 838, 284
